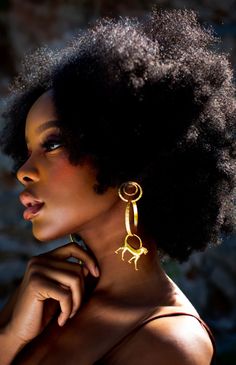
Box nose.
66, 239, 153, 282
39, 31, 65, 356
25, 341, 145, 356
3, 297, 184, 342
16, 157, 40, 185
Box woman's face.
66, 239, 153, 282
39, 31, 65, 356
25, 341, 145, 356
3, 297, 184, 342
17, 90, 119, 242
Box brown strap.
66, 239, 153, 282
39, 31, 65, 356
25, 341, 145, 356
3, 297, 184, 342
96, 309, 216, 364
141, 311, 215, 342
139, 312, 216, 365
139, 312, 216, 360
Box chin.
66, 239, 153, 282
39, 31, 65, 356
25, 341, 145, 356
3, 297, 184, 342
32, 226, 68, 242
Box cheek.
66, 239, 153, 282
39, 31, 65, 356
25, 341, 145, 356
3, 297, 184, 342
32, 157, 119, 241
45, 159, 100, 215
32, 175, 95, 242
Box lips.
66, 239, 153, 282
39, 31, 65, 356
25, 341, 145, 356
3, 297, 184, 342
19, 192, 45, 221
23, 203, 44, 221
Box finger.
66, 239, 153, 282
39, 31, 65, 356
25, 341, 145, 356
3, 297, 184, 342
36, 256, 86, 310
41, 242, 99, 277
35, 253, 89, 277
30, 256, 84, 275
27, 257, 87, 309
30, 264, 83, 316
30, 273, 73, 326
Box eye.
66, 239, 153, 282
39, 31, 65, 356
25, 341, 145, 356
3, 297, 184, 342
41, 136, 64, 152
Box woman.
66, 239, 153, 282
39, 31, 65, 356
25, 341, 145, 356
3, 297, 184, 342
0, 8, 235, 364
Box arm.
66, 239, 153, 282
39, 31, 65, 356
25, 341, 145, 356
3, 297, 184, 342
0, 284, 21, 328
0, 325, 27, 365
0, 285, 28, 365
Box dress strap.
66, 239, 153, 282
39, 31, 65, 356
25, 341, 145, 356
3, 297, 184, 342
142, 311, 215, 358
132, 308, 217, 365
96, 307, 216, 364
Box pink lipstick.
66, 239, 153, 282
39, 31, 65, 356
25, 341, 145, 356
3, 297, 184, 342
19, 191, 45, 221
23, 203, 44, 220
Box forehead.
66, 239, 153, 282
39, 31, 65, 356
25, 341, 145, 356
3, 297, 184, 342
25, 90, 59, 142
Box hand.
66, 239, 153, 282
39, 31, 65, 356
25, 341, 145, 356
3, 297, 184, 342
4, 242, 99, 345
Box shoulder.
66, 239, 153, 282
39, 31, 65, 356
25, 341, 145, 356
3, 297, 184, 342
124, 313, 214, 365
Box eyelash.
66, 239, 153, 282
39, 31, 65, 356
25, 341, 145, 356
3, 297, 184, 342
41, 136, 64, 152
26, 136, 63, 157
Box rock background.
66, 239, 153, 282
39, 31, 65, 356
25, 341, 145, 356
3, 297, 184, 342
0, 1, 235, 364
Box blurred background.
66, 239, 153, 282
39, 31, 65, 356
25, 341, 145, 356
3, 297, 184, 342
0, 1, 235, 364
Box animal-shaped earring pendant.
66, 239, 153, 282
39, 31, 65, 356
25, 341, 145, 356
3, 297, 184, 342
115, 181, 148, 270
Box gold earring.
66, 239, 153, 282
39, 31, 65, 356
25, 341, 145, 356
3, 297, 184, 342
115, 181, 148, 271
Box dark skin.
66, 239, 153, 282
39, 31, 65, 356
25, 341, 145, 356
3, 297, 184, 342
0, 91, 213, 364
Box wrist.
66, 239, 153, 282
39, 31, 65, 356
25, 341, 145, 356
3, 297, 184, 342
0, 324, 27, 364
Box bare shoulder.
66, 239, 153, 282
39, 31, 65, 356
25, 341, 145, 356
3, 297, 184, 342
125, 314, 214, 365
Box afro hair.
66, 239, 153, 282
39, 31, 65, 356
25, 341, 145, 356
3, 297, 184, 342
0, 7, 235, 261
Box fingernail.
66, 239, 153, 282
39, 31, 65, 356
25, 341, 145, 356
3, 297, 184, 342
59, 318, 66, 326
94, 266, 100, 277
69, 312, 75, 319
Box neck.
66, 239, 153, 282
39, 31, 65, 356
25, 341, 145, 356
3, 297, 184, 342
75, 200, 172, 306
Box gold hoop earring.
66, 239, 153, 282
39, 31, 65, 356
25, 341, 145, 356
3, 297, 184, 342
115, 181, 148, 271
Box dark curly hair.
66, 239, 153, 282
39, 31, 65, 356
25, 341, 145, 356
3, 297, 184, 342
0, 8, 235, 261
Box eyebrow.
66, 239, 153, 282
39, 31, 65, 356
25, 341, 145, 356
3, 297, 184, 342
25, 120, 60, 144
